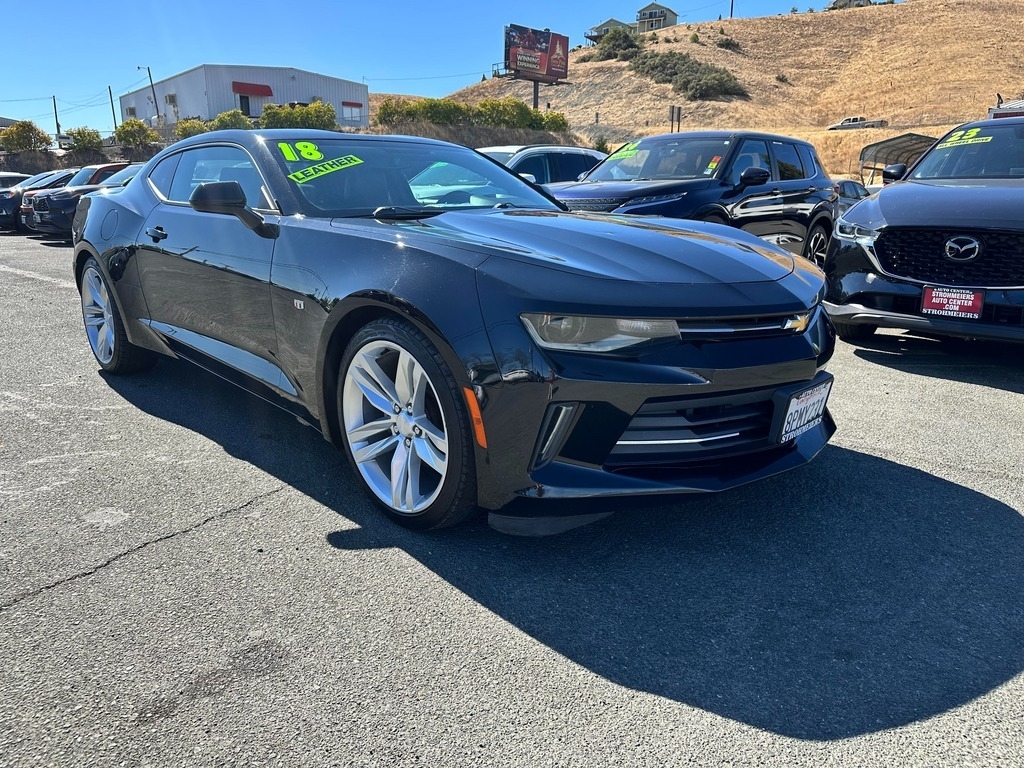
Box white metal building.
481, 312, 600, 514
119, 64, 368, 128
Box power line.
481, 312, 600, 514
365, 71, 482, 82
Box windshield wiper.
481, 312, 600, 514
371, 206, 443, 220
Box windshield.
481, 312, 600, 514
27, 171, 66, 189
100, 164, 143, 187
66, 167, 99, 186
911, 124, 1024, 180
585, 136, 733, 181
269, 138, 561, 216
480, 150, 515, 164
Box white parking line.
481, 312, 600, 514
0, 264, 77, 290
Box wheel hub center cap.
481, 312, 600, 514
396, 412, 415, 437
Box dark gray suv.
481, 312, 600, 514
546, 131, 838, 266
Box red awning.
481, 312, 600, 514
232, 81, 273, 97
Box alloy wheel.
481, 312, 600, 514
81, 266, 115, 365
342, 339, 450, 515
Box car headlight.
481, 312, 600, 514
624, 192, 685, 206
521, 313, 679, 352
834, 215, 879, 247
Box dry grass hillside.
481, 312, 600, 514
442, 0, 1023, 179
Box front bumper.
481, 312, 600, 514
825, 269, 1024, 343
31, 205, 75, 236
0, 204, 20, 229
472, 313, 837, 511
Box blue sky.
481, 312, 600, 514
6, 1, 836, 136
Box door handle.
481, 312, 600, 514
146, 226, 168, 242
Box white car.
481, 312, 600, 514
477, 145, 607, 184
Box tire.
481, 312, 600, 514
832, 319, 876, 342
338, 318, 476, 530
702, 214, 728, 226
79, 257, 156, 374
804, 223, 831, 269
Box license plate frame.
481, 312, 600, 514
921, 286, 984, 320
772, 378, 833, 444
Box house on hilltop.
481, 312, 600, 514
827, 0, 874, 8
585, 18, 636, 44
585, 4, 678, 43
636, 3, 678, 33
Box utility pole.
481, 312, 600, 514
108, 85, 118, 130
52, 95, 60, 137
730, 0, 734, 18
139, 66, 159, 123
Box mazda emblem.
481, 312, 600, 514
944, 235, 981, 262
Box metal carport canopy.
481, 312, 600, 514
859, 133, 937, 184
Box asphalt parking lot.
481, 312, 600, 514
1, 230, 1022, 767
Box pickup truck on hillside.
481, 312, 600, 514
827, 116, 889, 130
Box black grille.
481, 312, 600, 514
561, 198, 625, 212
875, 228, 1024, 288
32, 197, 49, 212
606, 388, 776, 468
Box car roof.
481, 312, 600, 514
632, 130, 816, 146
170, 128, 457, 151
477, 144, 603, 154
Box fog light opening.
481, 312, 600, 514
532, 403, 578, 470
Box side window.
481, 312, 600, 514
513, 154, 549, 184
797, 145, 826, 180
166, 145, 266, 207
94, 167, 120, 184
554, 153, 595, 182
147, 154, 180, 199
728, 139, 771, 184
773, 141, 806, 181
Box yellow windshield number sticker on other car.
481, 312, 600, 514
936, 128, 993, 149
611, 141, 641, 159
287, 155, 364, 184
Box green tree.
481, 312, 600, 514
66, 127, 103, 152
593, 27, 642, 61
115, 118, 160, 149
174, 118, 209, 139
209, 109, 253, 131
594, 136, 610, 154
542, 111, 570, 132
259, 101, 337, 130
374, 96, 416, 126
0, 120, 53, 151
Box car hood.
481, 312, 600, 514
402, 209, 795, 285
853, 179, 1024, 228
544, 178, 714, 200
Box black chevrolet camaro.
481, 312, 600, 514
73, 129, 836, 534
825, 117, 1024, 344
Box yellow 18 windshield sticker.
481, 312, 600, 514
611, 140, 641, 159
936, 128, 992, 149
286, 154, 364, 183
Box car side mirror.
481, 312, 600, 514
738, 166, 771, 188
882, 163, 907, 184
189, 181, 278, 239
518, 173, 537, 184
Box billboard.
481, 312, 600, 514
504, 24, 569, 83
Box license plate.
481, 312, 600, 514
776, 379, 832, 443
921, 286, 983, 320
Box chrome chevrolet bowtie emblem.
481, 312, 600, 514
944, 235, 981, 262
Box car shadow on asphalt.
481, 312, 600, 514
845, 333, 1024, 394
101, 356, 1024, 742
